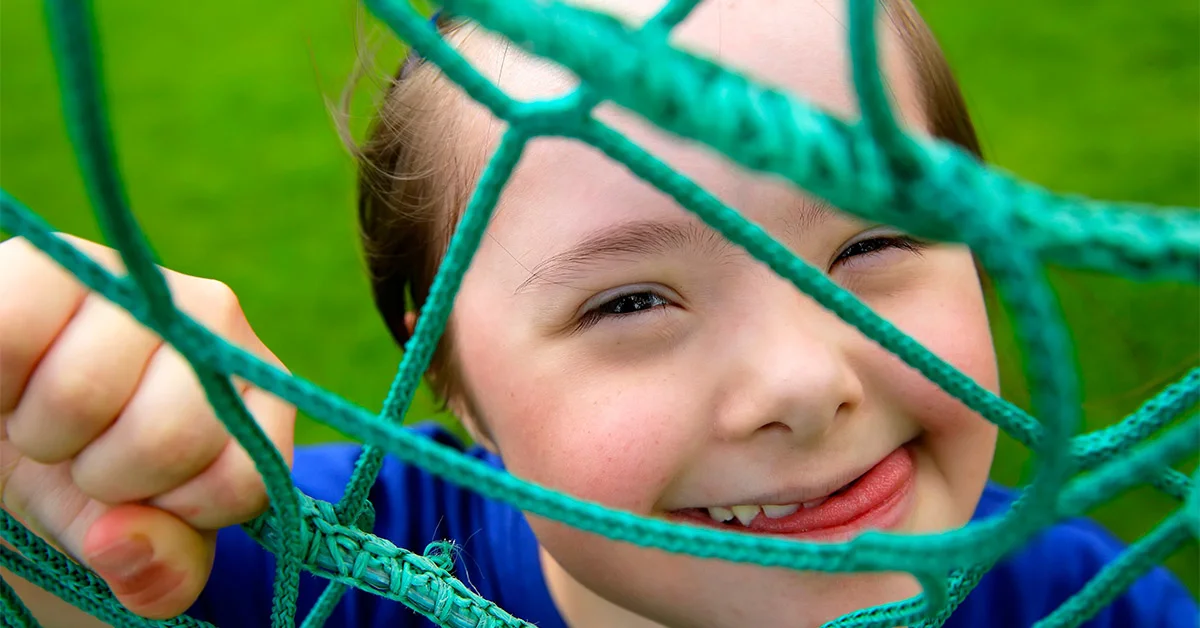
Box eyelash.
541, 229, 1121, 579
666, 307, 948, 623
577, 291, 671, 332
576, 236, 924, 331
832, 235, 924, 268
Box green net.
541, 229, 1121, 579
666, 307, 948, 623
1, 0, 1197, 626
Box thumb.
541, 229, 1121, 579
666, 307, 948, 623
82, 504, 216, 620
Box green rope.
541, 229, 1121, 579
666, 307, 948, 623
306, 5, 709, 628
1071, 368, 1199, 470
1, 571, 42, 628
1056, 416, 1198, 518
2, 0, 1197, 626
43, 0, 305, 625
0, 524, 212, 628
1032, 509, 1195, 628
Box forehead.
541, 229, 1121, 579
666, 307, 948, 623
445, 0, 926, 246
457, 0, 921, 109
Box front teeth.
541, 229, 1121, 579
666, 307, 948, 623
730, 505, 761, 526
706, 506, 735, 523
762, 503, 801, 518
706, 501, 816, 526
706, 505, 760, 527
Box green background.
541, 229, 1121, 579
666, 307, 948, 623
3, 0, 1197, 596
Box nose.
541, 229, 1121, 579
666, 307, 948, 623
712, 277, 865, 445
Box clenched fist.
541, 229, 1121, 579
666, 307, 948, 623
0, 234, 295, 619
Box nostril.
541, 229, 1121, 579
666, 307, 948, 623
759, 421, 792, 433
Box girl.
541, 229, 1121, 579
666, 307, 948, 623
2, 0, 1195, 626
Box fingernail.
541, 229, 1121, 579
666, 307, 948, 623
88, 535, 154, 581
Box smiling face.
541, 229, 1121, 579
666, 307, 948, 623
415, 1, 1000, 625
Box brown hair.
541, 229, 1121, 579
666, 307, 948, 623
354, 1, 982, 412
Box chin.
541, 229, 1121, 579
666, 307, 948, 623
534, 514, 929, 628
626, 564, 921, 628
531, 442, 981, 628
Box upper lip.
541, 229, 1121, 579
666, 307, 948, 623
670, 451, 895, 510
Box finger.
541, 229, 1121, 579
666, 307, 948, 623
69, 344, 231, 504
151, 383, 296, 530
1, 451, 215, 620
0, 452, 101, 562
82, 504, 215, 620
141, 277, 297, 528
5, 293, 162, 463
0, 237, 91, 414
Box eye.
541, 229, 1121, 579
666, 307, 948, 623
832, 235, 924, 269
597, 292, 669, 315
577, 290, 671, 331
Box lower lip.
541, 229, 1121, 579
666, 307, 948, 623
673, 447, 916, 542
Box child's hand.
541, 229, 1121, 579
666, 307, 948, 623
0, 235, 296, 619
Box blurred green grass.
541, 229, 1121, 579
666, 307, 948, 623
2, 0, 1196, 595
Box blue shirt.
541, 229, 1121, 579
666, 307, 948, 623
188, 425, 1198, 627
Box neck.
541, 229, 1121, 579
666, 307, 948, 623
539, 546, 668, 628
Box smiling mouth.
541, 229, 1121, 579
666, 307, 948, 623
668, 446, 916, 541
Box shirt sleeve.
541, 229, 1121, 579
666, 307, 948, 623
1033, 516, 1198, 628
948, 483, 1199, 628
185, 424, 499, 628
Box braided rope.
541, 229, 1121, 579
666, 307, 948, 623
1, 0, 1196, 626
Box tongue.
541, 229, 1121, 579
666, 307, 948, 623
745, 447, 913, 534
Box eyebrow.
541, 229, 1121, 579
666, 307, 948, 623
513, 199, 834, 294
513, 220, 716, 294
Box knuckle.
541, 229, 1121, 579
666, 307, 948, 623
126, 425, 190, 478
130, 415, 221, 484
0, 239, 56, 325
181, 278, 256, 345
0, 233, 123, 276
0, 236, 56, 266
211, 458, 269, 522
151, 451, 269, 528
0, 235, 34, 264
177, 278, 282, 376
31, 368, 119, 446
71, 409, 220, 504
56, 233, 126, 273
44, 364, 117, 419
197, 279, 245, 329
69, 453, 122, 504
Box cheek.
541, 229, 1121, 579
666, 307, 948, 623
855, 253, 1000, 519
455, 318, 690, 513
864, 255, 1000, 433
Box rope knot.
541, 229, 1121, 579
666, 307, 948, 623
423, 540, 460, 573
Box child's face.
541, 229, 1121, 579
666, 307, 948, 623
442, 1, 999, 625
